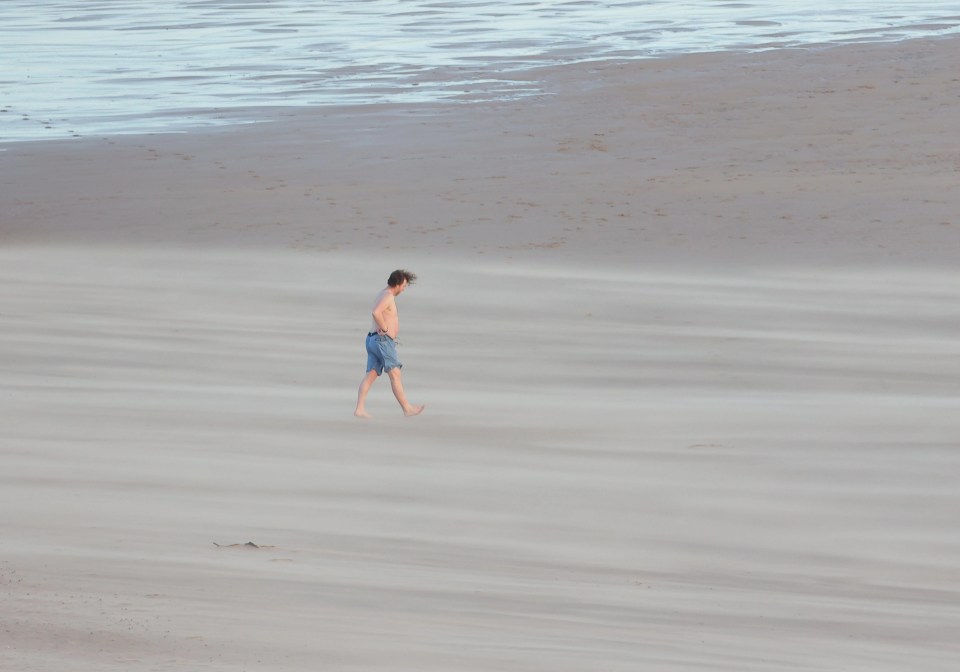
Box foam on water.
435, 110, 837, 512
2, 0, 959, 141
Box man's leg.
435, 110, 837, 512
354, 369, 379, 418
386, 367, 424, 416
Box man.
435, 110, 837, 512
354, 269, 425, 418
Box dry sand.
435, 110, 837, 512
2, 38, 959, 671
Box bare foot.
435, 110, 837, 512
404, 405, 425, 417
354, 410, 372, 419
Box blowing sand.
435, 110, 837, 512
2, 38, 959, 671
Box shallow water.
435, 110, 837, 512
2, 0, 959, 141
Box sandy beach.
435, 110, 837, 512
2, 37, 959, 670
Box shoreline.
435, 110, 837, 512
0, 34, 960, 144
4, 4, 959, 144
4, 37, 959, 269
2, 32, 959, 146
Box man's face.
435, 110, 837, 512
395, 280, 409, 295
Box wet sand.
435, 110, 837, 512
2, 38, 960, 671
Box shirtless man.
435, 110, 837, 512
354, 269, 425, 418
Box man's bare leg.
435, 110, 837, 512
354, 369, 379, 418
386, 368, 424, 416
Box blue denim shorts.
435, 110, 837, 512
365, 332, 402, 375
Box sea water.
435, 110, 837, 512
2, 0, 959, 142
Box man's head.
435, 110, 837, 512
387, 269, 417, 294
